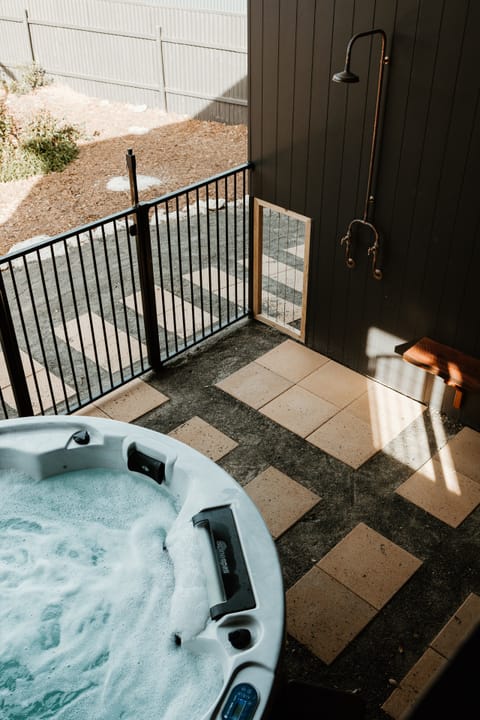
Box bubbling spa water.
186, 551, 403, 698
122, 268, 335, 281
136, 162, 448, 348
0, 466, 222, 719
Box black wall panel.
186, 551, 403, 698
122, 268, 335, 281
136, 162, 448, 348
248, 0, 480, 427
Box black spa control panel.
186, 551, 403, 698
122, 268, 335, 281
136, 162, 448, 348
222, 683, 259, 720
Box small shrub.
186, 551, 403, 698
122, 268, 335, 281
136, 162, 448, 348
0, 108, 80, 182
9, 62, 51, 95
22, 111, 80, 173
0, 102, 19, 146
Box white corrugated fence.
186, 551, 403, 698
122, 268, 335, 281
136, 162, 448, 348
0, 0, 247, 124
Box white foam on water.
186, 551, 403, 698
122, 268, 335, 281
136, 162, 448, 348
0, 467, 223, 719
166, 520, 210, 641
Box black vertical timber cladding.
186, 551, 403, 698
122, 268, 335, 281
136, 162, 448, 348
330, 0, 377, 368
248, 0, 264, 200
275, 0, 297, 207
248, 0, 480, 427
314, 0, 354, 355
289, 1, 315, 213
260, 0, 280, 202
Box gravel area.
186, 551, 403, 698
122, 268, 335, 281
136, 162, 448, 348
0, 84, 247, 256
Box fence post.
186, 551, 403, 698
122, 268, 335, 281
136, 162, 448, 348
0, 270, 34, 416
156, 26, 168, 112
126, 150, 162, 373
24, 9, 36, 63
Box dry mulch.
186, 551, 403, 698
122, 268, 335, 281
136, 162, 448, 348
0, 84, 247, 256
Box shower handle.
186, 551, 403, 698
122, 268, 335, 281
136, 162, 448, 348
367, 238, 383, 280
340, 218, 383, 280
340, 231, 356, 268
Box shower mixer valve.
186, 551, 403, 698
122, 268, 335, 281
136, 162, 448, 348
340, 231, 356, 268
339, 218, 383, 280
367, 238, 383, 280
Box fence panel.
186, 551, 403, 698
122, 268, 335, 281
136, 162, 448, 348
0, 210, 148, 419
0, 0, 247, 123
0, 164, 251, 420
146, 165, 250, 360
30, 24, 159, 89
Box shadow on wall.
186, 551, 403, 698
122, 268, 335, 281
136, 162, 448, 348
193, 76, 247, 125
0, 63, 16, 83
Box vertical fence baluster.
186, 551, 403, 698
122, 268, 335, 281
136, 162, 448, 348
196, 186, 205, 336
51, 243, 81, 410
175, 197, 188, 348
225, 176, 230, 323
215, 180, 222, 325
185, 192, 196, 342
126, 149, 162, 373
206, 183, 213, 325
233, 172, 238, 314
133, 204, 162, 372
0, 269, 33, 417
113, 218, 136, 375
65, 236, 93, 403
153, 205, 170, 357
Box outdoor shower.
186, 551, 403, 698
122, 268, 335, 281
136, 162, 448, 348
332, 29, 390, 280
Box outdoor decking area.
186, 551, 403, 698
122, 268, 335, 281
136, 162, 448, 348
75, 319, 480, 719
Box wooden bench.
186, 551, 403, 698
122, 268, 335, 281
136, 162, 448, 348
402, 337, 480, 409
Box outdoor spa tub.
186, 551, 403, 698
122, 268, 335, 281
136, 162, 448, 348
0, 416, 285, 720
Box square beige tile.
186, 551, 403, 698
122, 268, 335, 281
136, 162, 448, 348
430, 593, 480, 659
432, 427, 480, 484
55, 314, 146, 373
168, 415, 237, 462
0, 353, 9, 390
399, 647, 447, 693
0, 349, 35, 389
395, 458, 480, 527
348, 382, 426, 447
317, 523, 422, 610
381, 685, 418, 720
2, 368, 76, 415
382, 648, 447, 719
245, 466, 320, 538
307, 410, 379, 469
286, 566, 376, 665
298, 361, 369, 409
189, 268, 244, 304
74, 403, 110, 419
215, 361, 292, 410
94, 378, 169, 422
260, 385, 338, 438
255, 339, 329, 382
125, 287, 217, 337
1, 349, 76, 412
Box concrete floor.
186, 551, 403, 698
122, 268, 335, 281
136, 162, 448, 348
77, 319, 480, 719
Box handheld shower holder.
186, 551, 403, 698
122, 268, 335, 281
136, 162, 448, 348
340, 218, 383, 280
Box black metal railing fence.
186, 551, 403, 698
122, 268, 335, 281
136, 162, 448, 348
0, 162, 251, 420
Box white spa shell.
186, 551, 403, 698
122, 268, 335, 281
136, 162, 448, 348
0, 416, 285, 720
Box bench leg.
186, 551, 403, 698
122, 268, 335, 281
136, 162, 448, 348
453, 387, 463, 410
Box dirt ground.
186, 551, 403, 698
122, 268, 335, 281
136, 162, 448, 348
0, 84, 247, 255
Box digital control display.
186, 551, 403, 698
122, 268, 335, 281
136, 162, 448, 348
222, 683, 259, 720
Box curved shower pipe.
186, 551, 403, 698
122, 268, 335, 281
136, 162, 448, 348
332, 28, 390, 280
